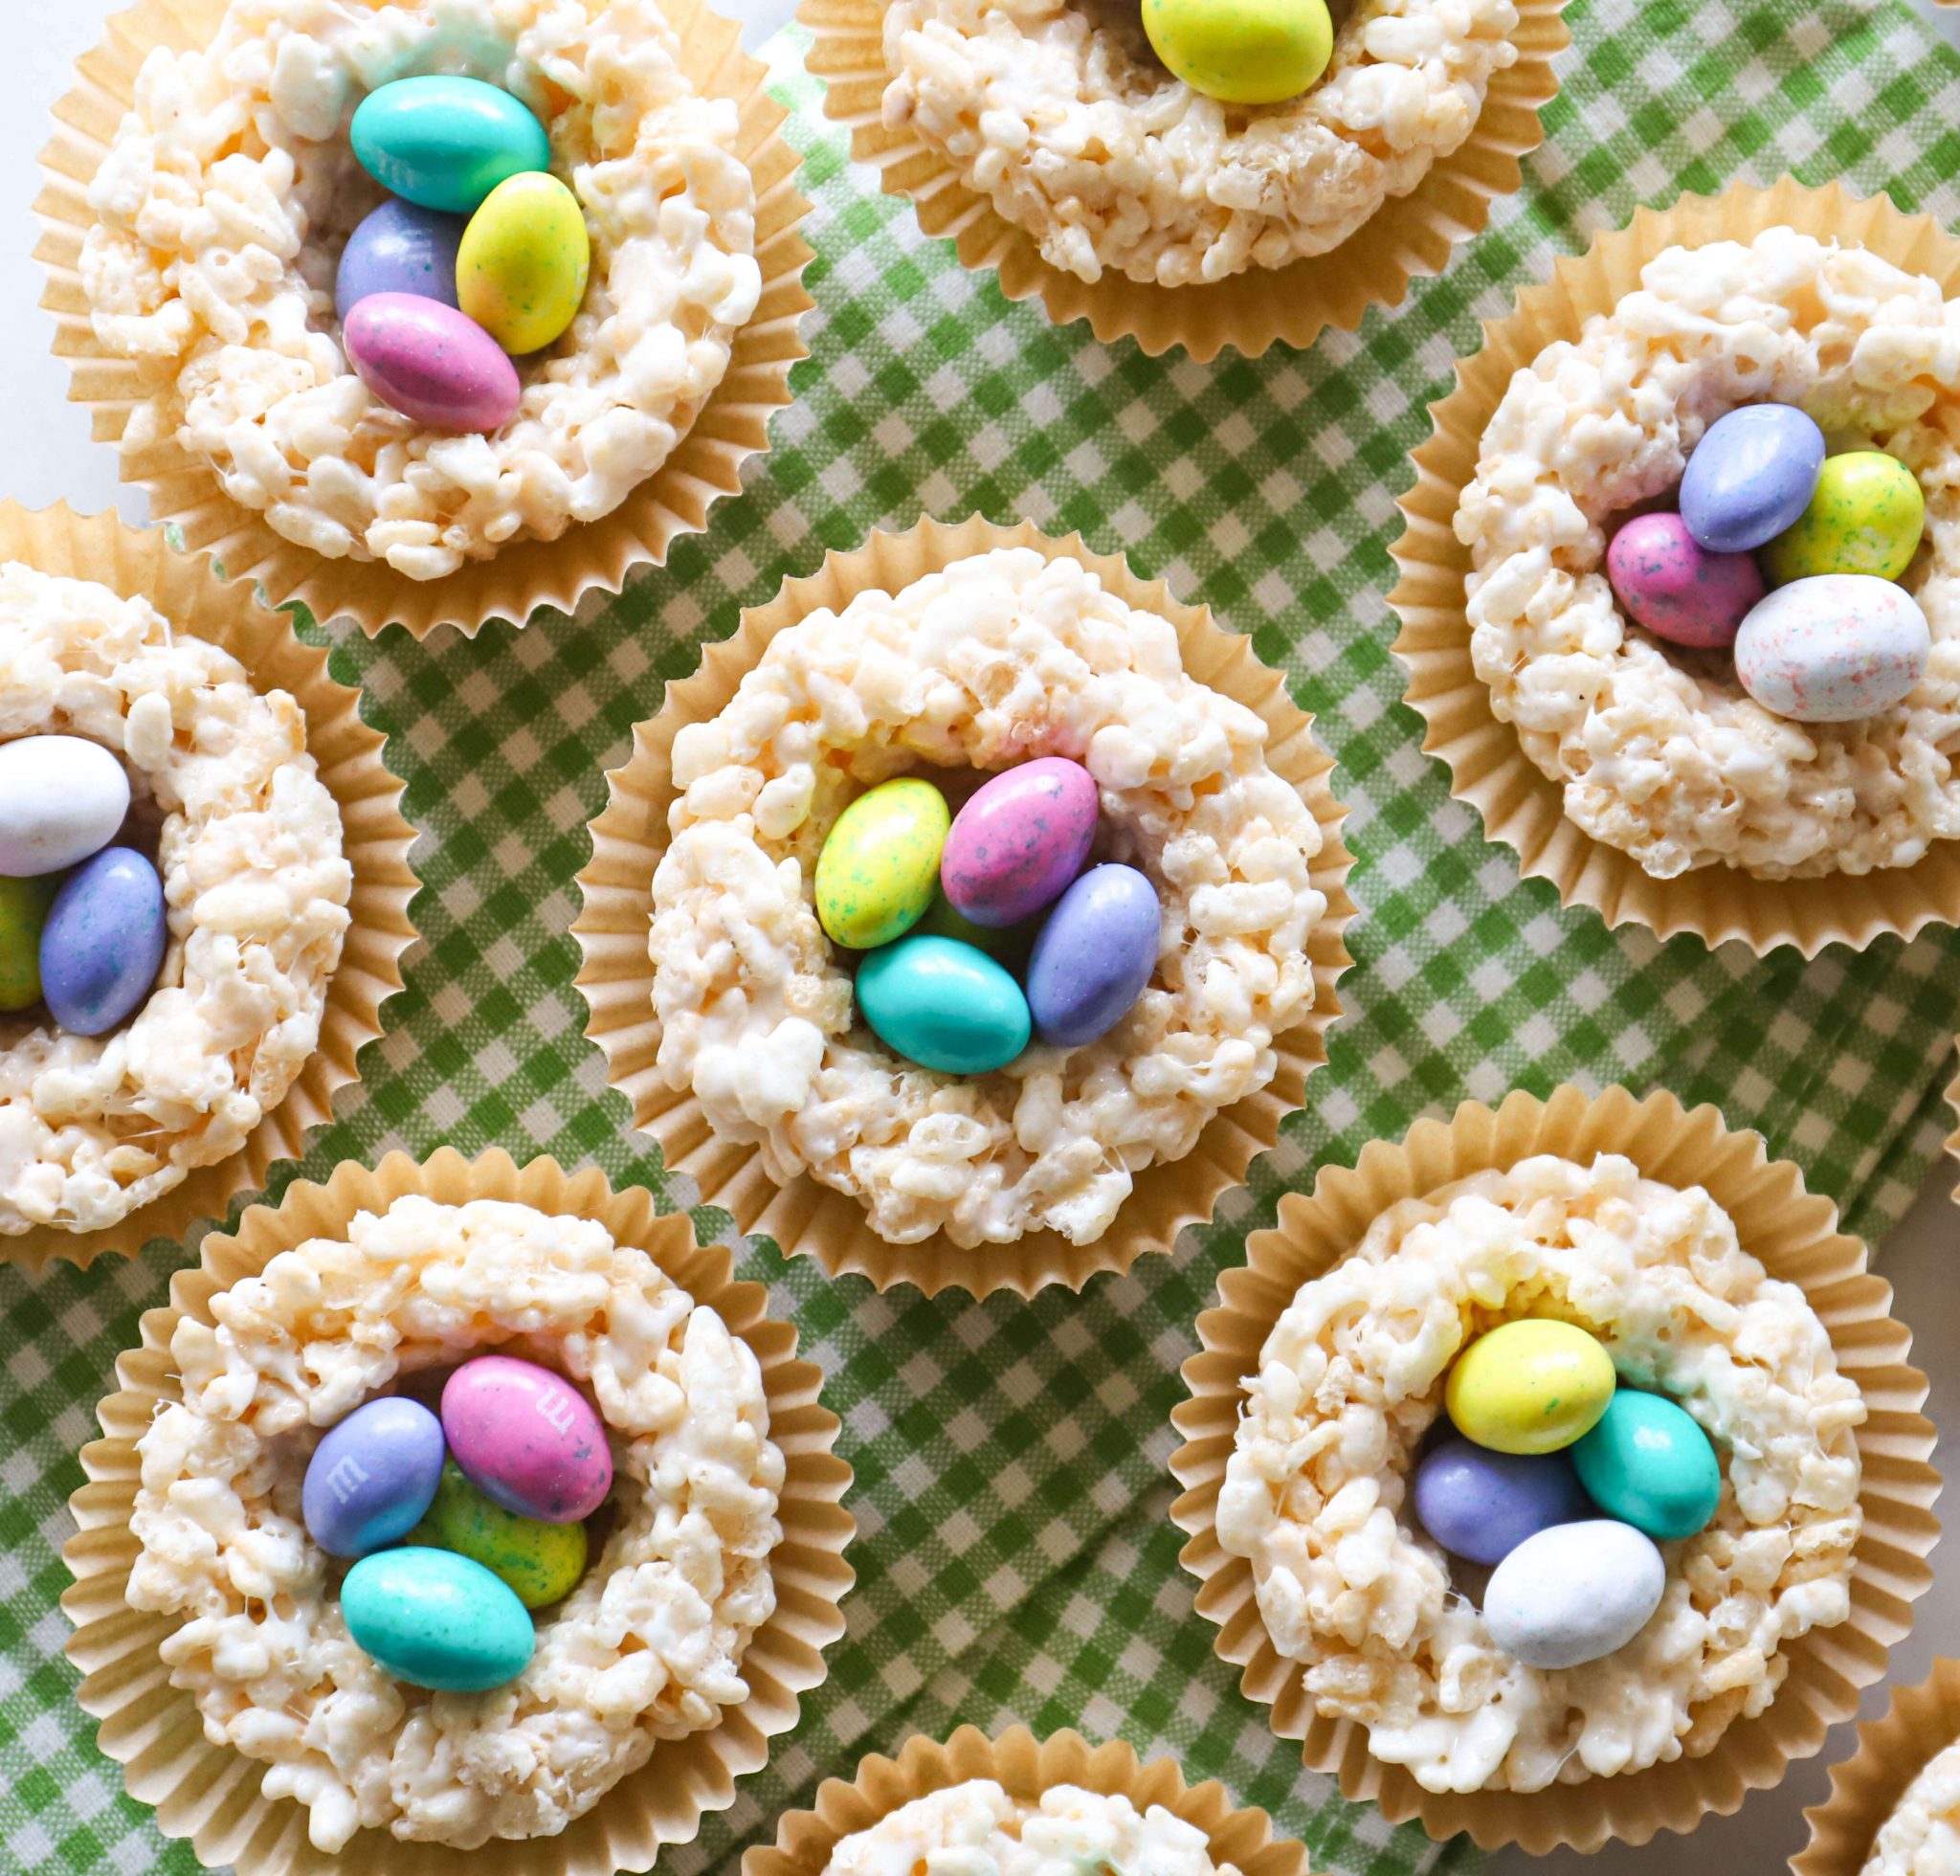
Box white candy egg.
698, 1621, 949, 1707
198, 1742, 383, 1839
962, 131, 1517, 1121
0, 735, 131, 878
1482, 1519, 1665, 1669
1734, 573, 1930, 723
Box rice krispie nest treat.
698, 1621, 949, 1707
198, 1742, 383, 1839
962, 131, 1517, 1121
1860, 1741, 1960, 1875
1, 561, 348, 1238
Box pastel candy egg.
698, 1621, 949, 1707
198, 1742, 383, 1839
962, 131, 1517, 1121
39, 847, 167, 1037
0, 877, 55, 1013
1411, 1438, 1592, 1567
1679, 404, 1825, 553
1605, 512, 1762, 649
457, 171, 590, 355
1482, 1520, 1666, 1669
342, 1546, 535, 1692
1762, 450, 1925, 584
856, 934, 1031, 1074
1445, 1319, 1615, 1456
0, 735, 130, 878
1572, 1389, 1722, 1542
1142, 0, 1333, 103
301, 1396, 445, 1559
442, 1355, 612, 1525
411, 1460, 587, 1610
336, 196, 466, 319
344, 292, 522, 434
815, 777, 951, 951
1734, 574, 1930, 723
350, 77, 550, 215
941, 756, 1098, 927
1026, 863, 1160, 1049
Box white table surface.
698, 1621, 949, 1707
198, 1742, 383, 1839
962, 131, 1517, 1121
3, 2, 1957, 1869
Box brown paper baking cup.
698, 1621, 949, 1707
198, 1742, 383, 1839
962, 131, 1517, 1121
63, 1147, 856, 1876
1168, 1083, 1941, 1854
1390, 176, 1960, 955
572, 513, 1357, 1298
798, 0, 1567, 360
34, 0, 813, 641
0, 501, 416, 1272
742, 1723, 1318, 1876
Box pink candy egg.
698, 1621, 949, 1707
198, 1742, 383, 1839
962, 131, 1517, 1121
344, 291, 521, 434
441, 1354, 612, 1525
941, 756, 1098, 928
1606, 512, 1764, 649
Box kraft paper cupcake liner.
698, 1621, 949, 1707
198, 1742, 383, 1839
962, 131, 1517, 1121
0, 501, 417, 1272
34, 0, 813, 640
797, 0, 1568, 361
571, 512, 1357, 1298
63, 1147, 857, 1876
741, 1723, 1317, 1876
1390, 175, 1960, 955
1168, 1083, 1941, 1854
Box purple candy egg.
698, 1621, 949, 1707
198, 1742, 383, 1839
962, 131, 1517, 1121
39, 846, 167, 1037
343, 291, 521, 434
302, 1395, 446, 1559
1026, 862, 1160, 1049
1606, 511, 1764, 649
442, 1354, 612, 1525
941, 756, 1098, 927
1413, 1437, 1593, 1567
336, 197, 468, 320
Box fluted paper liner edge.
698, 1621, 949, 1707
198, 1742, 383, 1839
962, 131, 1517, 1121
34, 0, 813, 640
795, 0, 1568, 360
1389, 176, 1960, 955
740, 1724, 1319, 1876
63, 1147, 857, 1876
1167, 1083, 1940, 1853
0, 501, 417, 1272
571, 513, 1358, 1298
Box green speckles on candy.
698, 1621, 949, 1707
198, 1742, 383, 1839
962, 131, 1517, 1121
814, 777, 950, 950
1762, 450, 1925, 584
408, 1460, 588, 1610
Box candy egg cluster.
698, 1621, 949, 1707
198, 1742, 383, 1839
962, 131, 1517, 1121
1608, 403, 1933, 724
0, 735, 166, 1032
813, 758, 1162, 1075
1414, 1318, 1722, 1670
339, 75, 590, 434
301, 1352, 612, 1692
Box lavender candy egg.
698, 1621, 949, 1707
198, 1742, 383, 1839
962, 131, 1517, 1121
343, 291, 521, 434
1606, 512, 1763, 650
941, 756, 1098, 927
302, 1396, 446, 1559
442, 1354, 612, 1525
39, 847, 167, 1037
336, 197, 468, 320
1026, 862, 1160, 1049
1412, 1438, 1592, 1567
1734, 573, 1931, 723
1679, 404, 1826, 553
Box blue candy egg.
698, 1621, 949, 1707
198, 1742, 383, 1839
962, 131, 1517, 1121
38, 847, 167, 1036
1680, 405, 1826, 553
856, 934, 1030, 1075
350, 77, 550, 216
1412, 1437, 1592, 1565
1572, 1388, 1723, 1542
1026, 863, 1159, 1048
342, 1545, 536, 1692
302, 1396, 447, 1559
336, 197, 467, 320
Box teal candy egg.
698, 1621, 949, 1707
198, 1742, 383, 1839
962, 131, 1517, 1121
856, 934, 1030, 1074
350, 77, 550, 215
341, 1545, 535, 1691
1571, 1389, 1722, 1542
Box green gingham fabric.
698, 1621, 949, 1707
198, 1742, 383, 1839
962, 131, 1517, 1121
8, 0, 1960, 1869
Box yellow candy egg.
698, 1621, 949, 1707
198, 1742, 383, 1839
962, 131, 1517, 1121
815, 777, 950, 951
457, 171, 590, 356
1761, 450, 1925, 585
1142, 0, 1333, 106
1445, 1319, 1615, 1456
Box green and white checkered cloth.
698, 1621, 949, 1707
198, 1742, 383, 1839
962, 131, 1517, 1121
9, 0, 1960, 1868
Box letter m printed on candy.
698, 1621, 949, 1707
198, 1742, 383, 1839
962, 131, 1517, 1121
536, 1387, 578, 1437
324, 1454, 371, 1506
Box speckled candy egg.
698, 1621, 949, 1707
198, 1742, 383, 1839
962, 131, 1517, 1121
342, 1546, 535, 1692
301, 1396, 446, 1559
411, 1459, 587, 1610
856, 934, 1032, 1074
336, 196, 467, 319
457, 171, 590, 355
1734, 574, 1930, 723
344, 292, 522, 433
1482, 1520, 1666, 1669
442, 1355, 612, 1525
350, 77, 550, 215
1572, 1389, 1722, 1542
1678, 404, 1825, 553
0, 877, 54, 1013
814, 777, 951, 951
1606, 512, 1763, 649
0, 734, 130, 878
38, 847, 167, 1037
1761, 450, 1926, 584
1445, 1319, 1615, 1456
1141, 0, 1333, 103
1411, 1438, 1592, 1567
941, 756, 1098, 927
1026, 863, 1160, 1048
